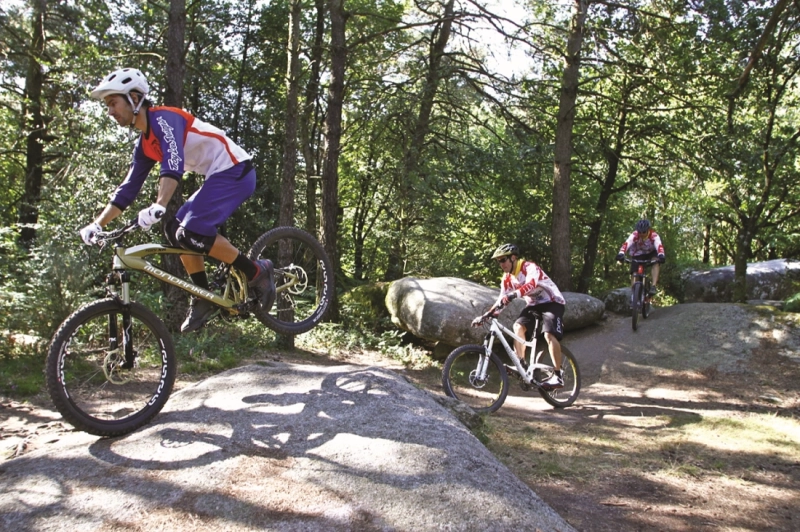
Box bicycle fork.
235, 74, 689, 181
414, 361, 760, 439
106, 270, 136, 372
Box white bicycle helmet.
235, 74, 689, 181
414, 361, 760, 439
91, 68, 150, 119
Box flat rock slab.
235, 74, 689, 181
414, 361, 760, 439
0, 363, 573, 532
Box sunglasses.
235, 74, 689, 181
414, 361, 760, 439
496, 257, 510, 264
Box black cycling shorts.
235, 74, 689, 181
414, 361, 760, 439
515, 302, 565, 341
629, 251, 657, 274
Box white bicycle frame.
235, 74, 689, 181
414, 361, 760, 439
481, 316, 552, 386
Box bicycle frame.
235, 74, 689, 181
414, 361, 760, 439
110, 242, 248, 314
625, 258, 658, 305
482, 317, 551, 386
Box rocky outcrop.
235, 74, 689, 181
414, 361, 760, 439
385, 277, 605, 350
604, 287, 633, 315
0, 363, 575, 531
683, 259, 800, 303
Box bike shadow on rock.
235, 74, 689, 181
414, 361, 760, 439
88, 365, 444, 471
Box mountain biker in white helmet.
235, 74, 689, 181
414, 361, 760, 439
79, 67, 274, 333
477, 243, 567, 389
616, 219, 666, 296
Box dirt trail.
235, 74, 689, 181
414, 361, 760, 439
485, 303, 800, 531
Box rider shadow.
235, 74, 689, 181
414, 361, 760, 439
88, 365, 424, 472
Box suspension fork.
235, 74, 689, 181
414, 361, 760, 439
107, 270, 136, 370
471, 332, 494, 380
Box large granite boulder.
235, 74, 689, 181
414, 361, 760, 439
604, 287, 633, 315
683, 259, 800, 303
385, 277, 605, 352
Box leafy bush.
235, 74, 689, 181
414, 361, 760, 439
0, 341, 45, 397
785, 293, 800, 313
175, 319, 276, 375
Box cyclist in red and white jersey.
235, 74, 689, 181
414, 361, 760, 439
616, 219, 666, 296
480, 243, 566, 389
79, 68, 274, 332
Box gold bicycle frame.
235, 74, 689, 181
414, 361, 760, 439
111, 243, 248, 314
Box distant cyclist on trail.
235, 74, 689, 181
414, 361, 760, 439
79, 67, 275, 333
478, 244, 566, 389
616, 219, 666, 296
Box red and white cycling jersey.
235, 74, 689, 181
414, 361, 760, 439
498, 260, 566, 306
619, 230, 664, 257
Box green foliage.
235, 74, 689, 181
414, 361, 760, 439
375, 329, 438, 370
339, 283, 392, 330
304, 283, 395, 353
0, 342, 45, 397
785, 293, 800, 313
176, 323, 267, 374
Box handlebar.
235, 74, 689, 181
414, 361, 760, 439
93, 219, 140, 247
471, 302, 506, 327
622, 257, 660, 265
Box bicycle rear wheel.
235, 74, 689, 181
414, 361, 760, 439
442, 344, 509, 413
642, 278, 652, 319
535, 345, 581, 408
631, 282, 642, 331
45, 299, 176, 437
248, 226, 334, 335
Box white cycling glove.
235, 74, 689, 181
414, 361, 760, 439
138, 204, 166, 231
80, 222, 102, 245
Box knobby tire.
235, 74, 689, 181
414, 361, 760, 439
442, 344, 509, 413
45, 299, 176, 437
632, 282, 642, 331
248, 226, 334, 335
535, 345, 581, 408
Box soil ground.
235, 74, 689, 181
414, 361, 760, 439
3, 310, 799, 532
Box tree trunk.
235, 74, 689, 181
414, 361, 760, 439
733, 224, 753, 303
300, 0, 325, 235
385, 0, 455, 281
550, 0, 588, 291
162, 0, 188, 332
18, 0, 47, 249
164, 0, 186, 109
320, 0, 347, 321
576, 104, 627, 294
577, 187, 612, 294
230, 0, 255, 142
275, 0, 302, 347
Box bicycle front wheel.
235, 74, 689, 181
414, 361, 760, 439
45, 299, 176, 437
631, 282, 642, 331
248, 226, 334, 335
442, 344, 509, 413
535, 345, 581, 408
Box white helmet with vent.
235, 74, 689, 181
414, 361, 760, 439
91, 68, 150, 121
91, 68, 149, 100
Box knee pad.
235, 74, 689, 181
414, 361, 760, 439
175, 226, 216, 253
